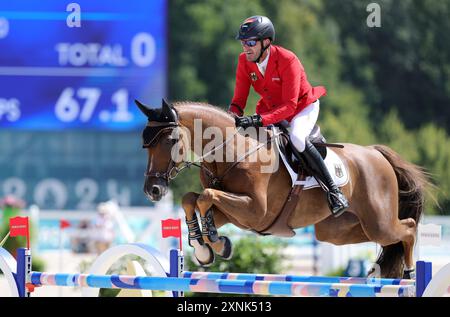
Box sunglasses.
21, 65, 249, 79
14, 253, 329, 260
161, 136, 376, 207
240, 39, 258, 47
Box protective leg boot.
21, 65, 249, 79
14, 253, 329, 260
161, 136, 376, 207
301, 140, 349, 217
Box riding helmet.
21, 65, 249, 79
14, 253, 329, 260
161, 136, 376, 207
236, 15, 275, 41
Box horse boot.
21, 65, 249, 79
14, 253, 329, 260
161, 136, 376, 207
301, 140, 349, 217
200, 208, 219, 243
186, 213, 215, 266
200, 208, 233, 260
186, 213, 205, 246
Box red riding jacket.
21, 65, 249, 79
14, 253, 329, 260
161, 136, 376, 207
229, 45, 327, 126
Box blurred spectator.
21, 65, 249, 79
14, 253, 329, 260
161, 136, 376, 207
70, 219, 91, 253
91, 201, 116, 254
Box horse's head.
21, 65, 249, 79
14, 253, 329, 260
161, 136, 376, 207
135, 98, 184, 201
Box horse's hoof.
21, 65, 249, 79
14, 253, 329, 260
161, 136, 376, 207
403, 269, 416, 279
217, 236, 233, 260
195, 243, 215, 267
367, 267, 376, 278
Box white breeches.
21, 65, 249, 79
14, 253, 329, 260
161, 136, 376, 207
290, 100, 320, 152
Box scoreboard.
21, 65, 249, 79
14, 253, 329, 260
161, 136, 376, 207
0, 1, 167, 209
0, 1, 166, 130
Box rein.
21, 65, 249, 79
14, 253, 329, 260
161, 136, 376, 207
144, 123, 280, 188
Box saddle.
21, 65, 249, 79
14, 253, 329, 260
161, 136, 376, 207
275, 120, 327, 176
256, 121, 342, 238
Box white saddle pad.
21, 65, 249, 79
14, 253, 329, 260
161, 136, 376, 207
275, 137, 349, 190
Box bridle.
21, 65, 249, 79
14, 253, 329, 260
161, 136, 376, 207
143, 122, 217, 183
143, 123, 186, 181
143, 121, 279, 188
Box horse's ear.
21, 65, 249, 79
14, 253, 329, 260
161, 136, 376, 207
135, 99, 157, 120
162, 98, 171, 109
161, 98, 177, 122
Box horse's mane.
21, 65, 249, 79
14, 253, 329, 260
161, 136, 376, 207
172, 101, 235, 122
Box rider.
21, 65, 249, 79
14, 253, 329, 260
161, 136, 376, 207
229, 15, 349, 217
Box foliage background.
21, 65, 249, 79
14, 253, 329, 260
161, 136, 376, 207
168, 0, 450, 214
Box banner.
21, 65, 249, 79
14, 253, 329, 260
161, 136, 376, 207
59, 219, 71, 230
161, 218, 181, 238
9, 216, 30, 249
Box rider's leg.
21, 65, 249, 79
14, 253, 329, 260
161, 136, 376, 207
290, 100, 349, 217
301, 140, 349, 217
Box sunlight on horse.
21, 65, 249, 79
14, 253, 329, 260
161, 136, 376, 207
136, 99, 431, 278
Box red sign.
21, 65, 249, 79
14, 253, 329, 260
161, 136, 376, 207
9, 216, 30, 249
161, 218, 181, 238
161, 218, 182, 251
60, 219, 71, 230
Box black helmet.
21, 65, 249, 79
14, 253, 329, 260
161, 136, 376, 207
236, 16, 275, 42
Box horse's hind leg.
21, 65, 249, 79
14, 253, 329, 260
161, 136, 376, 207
360, 212, 417, 278
400, 218, 417, 278
314, 213, 416, 278
314, 212, 369, 245
385, 218, 417, 278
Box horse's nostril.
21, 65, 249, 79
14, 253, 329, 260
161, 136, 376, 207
151, 185, 161, 196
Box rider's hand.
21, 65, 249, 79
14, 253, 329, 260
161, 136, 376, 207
235, 114, 263, 129
227, 110, 239, 119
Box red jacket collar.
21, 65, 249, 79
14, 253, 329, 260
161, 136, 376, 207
264, 45, 279, 79
248, 45, 279, 79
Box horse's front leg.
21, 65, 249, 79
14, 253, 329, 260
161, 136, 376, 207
181, 192, 215, 266
196, 188, 256, 263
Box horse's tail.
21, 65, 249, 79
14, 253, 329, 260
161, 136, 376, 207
373, 145, 430, 277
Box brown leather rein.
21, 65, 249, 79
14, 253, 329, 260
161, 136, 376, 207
143, 122, 276, 188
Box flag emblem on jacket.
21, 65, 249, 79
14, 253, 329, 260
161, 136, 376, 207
250, 72, 258, 81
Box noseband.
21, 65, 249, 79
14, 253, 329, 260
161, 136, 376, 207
143, 120, 230, 186
143, 121, 277, 188
143, 122, 184, 182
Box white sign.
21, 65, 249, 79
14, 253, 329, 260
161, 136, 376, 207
418, 223, 442, 246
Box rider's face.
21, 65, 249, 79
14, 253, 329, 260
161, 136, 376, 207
241, 39, 270, 62
241, 39, 261, 62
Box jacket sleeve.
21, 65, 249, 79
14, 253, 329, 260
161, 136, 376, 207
230, 55, 251, 116
260, 58, 302, 126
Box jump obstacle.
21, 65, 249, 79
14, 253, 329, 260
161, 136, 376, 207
1, 243, 449, 297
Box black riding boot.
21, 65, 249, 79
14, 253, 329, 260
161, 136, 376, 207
300, 140, 349, 217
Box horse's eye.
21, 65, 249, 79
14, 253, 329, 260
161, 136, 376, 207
166, 137, 178, 144
142, 139, 151, 147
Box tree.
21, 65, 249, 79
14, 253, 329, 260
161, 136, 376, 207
167, 0, 450, 214
326, 0, 450, 131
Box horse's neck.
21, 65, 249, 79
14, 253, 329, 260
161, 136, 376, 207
175, 105, 276, 179
176, 105, 238, 157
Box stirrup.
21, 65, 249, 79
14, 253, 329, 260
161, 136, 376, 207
327, 190, 348, 217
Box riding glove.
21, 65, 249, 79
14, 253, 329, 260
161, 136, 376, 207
235, 114, 263, 129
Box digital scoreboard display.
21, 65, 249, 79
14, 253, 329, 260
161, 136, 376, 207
0, 1, 166, 130
0, 1, 167, 210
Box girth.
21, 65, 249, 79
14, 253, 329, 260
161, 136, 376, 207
252, 124, 343, 237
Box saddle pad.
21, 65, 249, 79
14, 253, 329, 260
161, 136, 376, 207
275, 136, 349, 190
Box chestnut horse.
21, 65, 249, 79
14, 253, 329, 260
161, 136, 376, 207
136, 99, 430, 278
